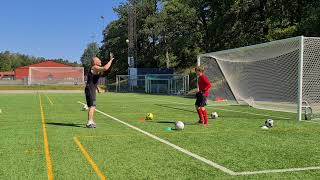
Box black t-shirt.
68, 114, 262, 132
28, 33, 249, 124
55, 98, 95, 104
86, 68, 100, 89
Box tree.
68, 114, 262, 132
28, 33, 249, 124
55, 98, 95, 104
98, 0, 320, 76
80, 42, 100, 73
101, 9, 129, 81
0, 51, 77, 72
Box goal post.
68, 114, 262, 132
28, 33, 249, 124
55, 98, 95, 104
28, 67, 84, 85
298, 36, 304, 121
198, 36, 320, 121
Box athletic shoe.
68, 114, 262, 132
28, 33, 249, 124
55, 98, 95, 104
86, 123, 96, 128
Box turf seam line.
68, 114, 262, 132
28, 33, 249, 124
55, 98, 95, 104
77, 101, 237, 176
73, 137, 107, 180
39, 95, 54, 180
45, 94, 54, 105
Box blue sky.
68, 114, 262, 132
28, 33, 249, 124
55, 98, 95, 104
0, 0, 125, 62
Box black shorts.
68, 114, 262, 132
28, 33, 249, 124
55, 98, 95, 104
85, 86, 96, 107
195, 92, 207, 107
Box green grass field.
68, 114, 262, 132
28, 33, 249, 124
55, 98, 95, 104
1, 92, 320, 179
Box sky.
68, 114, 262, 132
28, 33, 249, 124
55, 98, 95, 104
0, 0, 125, 62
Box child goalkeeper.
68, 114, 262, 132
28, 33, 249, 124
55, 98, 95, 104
195, 66, 212, 126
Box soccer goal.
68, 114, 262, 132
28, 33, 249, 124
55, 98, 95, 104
198, 36, 320, 121
145, 74, 189, 95
116, 74, 189, 95
28, 67, 84, 85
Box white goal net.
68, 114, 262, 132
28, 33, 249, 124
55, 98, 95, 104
28, 67, 84, 85
198, 36, 320, 120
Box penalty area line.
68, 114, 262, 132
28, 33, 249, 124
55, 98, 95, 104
77, 101, 320, 176
77, 101, 237, 176
236, 166, 320, 175
300, 120, 320, 124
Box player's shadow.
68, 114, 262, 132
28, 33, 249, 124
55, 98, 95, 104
46, 122, 83, 128
154, 104, 195, 113
153, 121, 175, 124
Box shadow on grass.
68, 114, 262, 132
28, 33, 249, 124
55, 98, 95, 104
46, 122, 84, 128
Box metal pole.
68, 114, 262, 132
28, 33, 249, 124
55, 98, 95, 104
145, 75, 147, 93
116, 76, 118, 92
187, 75, 189, 94
298, 36, 304, 121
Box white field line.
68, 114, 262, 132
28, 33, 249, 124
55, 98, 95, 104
236, 166, 320, 175
300, 120, 320, 124
77, 101, 237, 176
77, 99, 320, 175
151, 99, 291, 120
45, 94, 54, 105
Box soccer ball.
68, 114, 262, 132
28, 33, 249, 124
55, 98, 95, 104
265, 119, 274, 128
211, 112, 218, 119
175, 121, 184, 130
83, 104, 89, 111
146, 113, 154, 120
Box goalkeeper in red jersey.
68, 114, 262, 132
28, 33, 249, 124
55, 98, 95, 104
195, 66, 212, 126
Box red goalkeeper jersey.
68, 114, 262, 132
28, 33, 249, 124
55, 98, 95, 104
198, 74, 211, 97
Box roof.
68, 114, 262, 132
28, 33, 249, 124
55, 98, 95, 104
0, 71, 15, 76
17, 61, 72, 69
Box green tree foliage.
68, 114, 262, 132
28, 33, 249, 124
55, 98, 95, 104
100, 6, 130, 78
80, 42, 100, 73
98, 0, 320, 79
0, 51, 78, 72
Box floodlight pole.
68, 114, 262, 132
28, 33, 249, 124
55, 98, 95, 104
298, 36, 304, 121
100, 15, 108, 88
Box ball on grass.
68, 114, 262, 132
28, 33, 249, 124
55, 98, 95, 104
265, 119, 274, 128
175, 121, 184, 130
146, 113, 154, 120
211, 112, 218, 119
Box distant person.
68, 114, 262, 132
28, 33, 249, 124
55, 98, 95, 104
195, 66, 212, 126
85, 53, 114, 128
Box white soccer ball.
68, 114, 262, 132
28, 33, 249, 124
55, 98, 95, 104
83, 104, 89, 111
175, 121, 184, 130
265, 119, 274, 128
211, 112, 218, 119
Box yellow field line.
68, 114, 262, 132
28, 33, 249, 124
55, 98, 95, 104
73, 136, 106, 180
45, 94, 54, 105
39, 95, 54, 180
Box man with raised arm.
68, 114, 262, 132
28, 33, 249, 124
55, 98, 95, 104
85, 53, 114, 128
